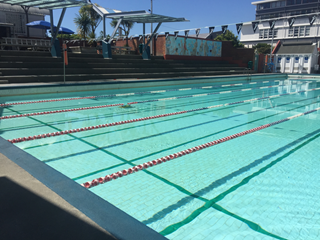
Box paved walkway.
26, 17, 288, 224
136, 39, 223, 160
0, 153, 117, 240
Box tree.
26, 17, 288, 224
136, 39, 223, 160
74, 11, 91, 41
253, 43, 272, 54
79, 4, 102, 38
214, 30, 244, 48
110, 19, 135, 46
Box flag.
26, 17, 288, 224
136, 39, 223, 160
236, 23, 243, 34
222, 25, 228, 34
252, 21, 259, 33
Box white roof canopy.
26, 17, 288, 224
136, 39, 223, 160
0, 0, 88, 9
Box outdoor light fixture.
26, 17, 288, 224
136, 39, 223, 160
165, 32, 170, 39
155, 33, 159, 40
209, 27, 215, 34
130, 36, 133, 40
139, 35, 143, 40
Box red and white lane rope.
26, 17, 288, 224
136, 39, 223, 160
81, 107, 320, 189
1, 82, 291, 120
0, 80, 284, 107
7, 87, 320, 144
0, 103, 123, 120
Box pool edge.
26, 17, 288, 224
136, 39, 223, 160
0, 137, 168, 240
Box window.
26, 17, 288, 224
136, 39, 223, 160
259, 30, 264, 39
288, 28, 294, 37
287, 0, 294, 5
299, 26, 305, 36
264, 29, 268, 38
305, 26, 310, 36
288, 26, 312, 37
280, 1, 286, 6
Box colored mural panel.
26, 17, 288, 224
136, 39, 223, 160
165, 36, 222, 57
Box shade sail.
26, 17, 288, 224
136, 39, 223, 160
0, 0, 88, 9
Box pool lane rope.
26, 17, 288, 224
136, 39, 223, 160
81, 106, 320, 189
0, 81, 302, 120
0, 103, 123, 120
7, 87, 320, 143
0, 80, 285, 107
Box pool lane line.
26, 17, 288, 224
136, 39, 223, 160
160, 129, 320, 238
0, 103, 123, 120
7, 87, 320, 143
0, 81, 285, 120
4, 102, 308, 240
1, 85, 279, 131
0, 79, 283, 107
80, 106, 320, 189
126, 82, 298, 105
70, 96, 320, 181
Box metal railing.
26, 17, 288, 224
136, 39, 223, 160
0, 37, 51, 51
243, 68, 252, 81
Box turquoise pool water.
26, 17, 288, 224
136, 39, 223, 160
1, 78, 320, 239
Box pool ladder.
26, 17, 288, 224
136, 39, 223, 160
243, 68, 252, 81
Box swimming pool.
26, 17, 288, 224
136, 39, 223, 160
1, 76, 320, 239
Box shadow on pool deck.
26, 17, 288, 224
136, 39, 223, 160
0, 177, 117, 240
0, 154, 117, 240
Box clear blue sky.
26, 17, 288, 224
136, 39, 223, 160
45, 0, 257, 38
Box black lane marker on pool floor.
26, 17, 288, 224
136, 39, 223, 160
6, 97, 314, 239
58, 97, 320, 181
159, 128, 320, 237
34, 92, 319, 153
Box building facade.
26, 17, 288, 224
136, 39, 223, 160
0, 3, 49, 38
240, 0, 320, 48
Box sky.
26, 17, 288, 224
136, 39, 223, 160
45, 0, 257, 39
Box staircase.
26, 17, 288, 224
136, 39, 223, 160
0, 50, 247, 84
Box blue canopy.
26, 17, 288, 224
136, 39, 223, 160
26, 21, 55, 30
53, 27, 74, 35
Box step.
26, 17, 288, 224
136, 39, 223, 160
0, 67, 245, 76
0, 70, 246, 83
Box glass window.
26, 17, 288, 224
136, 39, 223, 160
299, 26, 305, 36
287, 0, 294, 5
259, 30, 264, 39
296, 0, 301, 3
271, 2, 276, 7
273, 29, 278, 38
305, 26, 310, 36
294, 27, 299, 37
280, 1, 286, 6
288, 28, 294, 37
264, 29, 269, 38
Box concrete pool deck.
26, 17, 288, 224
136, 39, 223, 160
0, 138, 167, 240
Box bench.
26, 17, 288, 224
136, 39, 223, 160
111, 46, 135, 55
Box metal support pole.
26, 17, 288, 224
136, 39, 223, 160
270, 28, 275, 72
103, 17, 106, 39
50, 10, 54, 40
108, 17, 123, 43
150, 0, 153, 55
51, 8, 66, 45
143, 23, 145, 44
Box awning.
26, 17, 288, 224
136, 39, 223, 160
0, 0, 88, 10
93, 4, 188, 24
106, 12, 189, 24
276, 43, 316, 55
